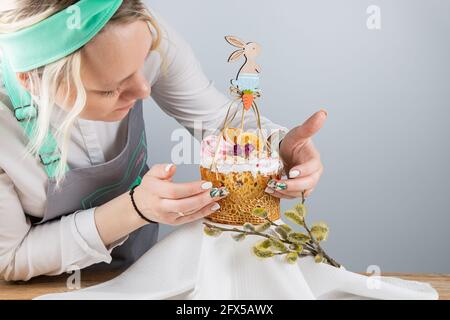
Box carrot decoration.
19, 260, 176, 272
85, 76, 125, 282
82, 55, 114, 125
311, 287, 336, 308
242, 90, 254, 110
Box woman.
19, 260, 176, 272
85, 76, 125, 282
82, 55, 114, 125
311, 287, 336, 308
0, 0, 325, 281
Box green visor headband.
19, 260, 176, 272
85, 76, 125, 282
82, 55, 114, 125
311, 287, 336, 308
0, 0, 123, 72
0, 0, 123, 178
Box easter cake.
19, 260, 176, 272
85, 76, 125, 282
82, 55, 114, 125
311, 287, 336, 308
200, 36, 283, 225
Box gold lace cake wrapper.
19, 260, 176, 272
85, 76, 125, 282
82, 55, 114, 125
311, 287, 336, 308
202, 85, 282, 225
201, 167, 281, 225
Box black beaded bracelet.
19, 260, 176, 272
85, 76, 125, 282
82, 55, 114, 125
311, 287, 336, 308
129, 185, 156, 224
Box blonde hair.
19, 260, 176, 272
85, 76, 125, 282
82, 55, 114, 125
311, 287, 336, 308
0, 0, 163, 189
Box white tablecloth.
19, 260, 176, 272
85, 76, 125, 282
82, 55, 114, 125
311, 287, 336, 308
35, 219, 438, 300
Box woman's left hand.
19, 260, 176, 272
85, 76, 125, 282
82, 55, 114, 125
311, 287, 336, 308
266, 109, 328, 199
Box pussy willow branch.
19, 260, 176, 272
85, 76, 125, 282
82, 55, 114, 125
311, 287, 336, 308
203, 191, 341, 268
263, 217, 319, 254
203, 221, 320, 258
261, 192, 337, 266
300, 191, 341, 268
202, 222, 318, 256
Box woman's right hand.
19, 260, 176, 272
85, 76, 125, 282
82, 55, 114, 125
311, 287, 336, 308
132, 164, 228, 225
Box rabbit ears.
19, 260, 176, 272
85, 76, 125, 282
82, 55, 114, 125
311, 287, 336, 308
227, 49, 244, 62
225, 35, 246, 48
225, 35, 246, 62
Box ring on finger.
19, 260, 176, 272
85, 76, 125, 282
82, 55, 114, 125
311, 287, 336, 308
174, 208, 197, 217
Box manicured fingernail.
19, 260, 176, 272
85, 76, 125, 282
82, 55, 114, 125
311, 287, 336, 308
267, 179, 277, 189
165, 163, 173, 172
210, 187, 229, 198
201, 181, 213, 190
320, 108, 328, 117
276, 182, 287, 190
265, 187, 274, 194
211, 203, 220, 211
267, 179, 287, 191
289, 170, 300, 178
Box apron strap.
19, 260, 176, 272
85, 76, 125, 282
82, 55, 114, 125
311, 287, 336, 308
1, 56, 69, 178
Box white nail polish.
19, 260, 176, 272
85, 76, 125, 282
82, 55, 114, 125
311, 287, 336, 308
165, 163, 173, 172
289, 170, 300, 178
211, 203, 220, 211
265, 187, 275, 194
201, 181, 213, 190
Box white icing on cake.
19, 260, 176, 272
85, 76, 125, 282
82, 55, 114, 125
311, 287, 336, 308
201, 156, 282, 176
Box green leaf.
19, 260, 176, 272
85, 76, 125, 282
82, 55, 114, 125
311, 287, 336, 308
255, 239, 272, 250
310, 222, 329, 242
314, 254, 324, 263
269, 238, 287, 252
279, 224, 293, 233
243, 222, 256, 232
255, 221, 271, 233
203, 226, 222, 237
252, 246, 274, 258
287, 232, 310, 244
294, 203, 307, 218
252, 207, 268, 219
289, 243, 303, 253
285, 252, 299, 264
274, 226, 288, 240
231, 233, 246, 242
284, 210, 304, 226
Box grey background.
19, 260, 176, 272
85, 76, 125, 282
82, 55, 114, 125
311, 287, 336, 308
142, 0, 450, 273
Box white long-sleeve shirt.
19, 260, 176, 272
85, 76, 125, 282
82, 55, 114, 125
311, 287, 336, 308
0, 11, 287, 281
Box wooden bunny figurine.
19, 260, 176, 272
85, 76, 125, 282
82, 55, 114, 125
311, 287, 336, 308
225, 35, 261, 94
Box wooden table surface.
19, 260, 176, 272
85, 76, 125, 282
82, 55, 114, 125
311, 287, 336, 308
0, 271, 449, 300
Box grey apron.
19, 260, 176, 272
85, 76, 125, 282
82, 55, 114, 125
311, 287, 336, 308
27, 100, 159, 271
